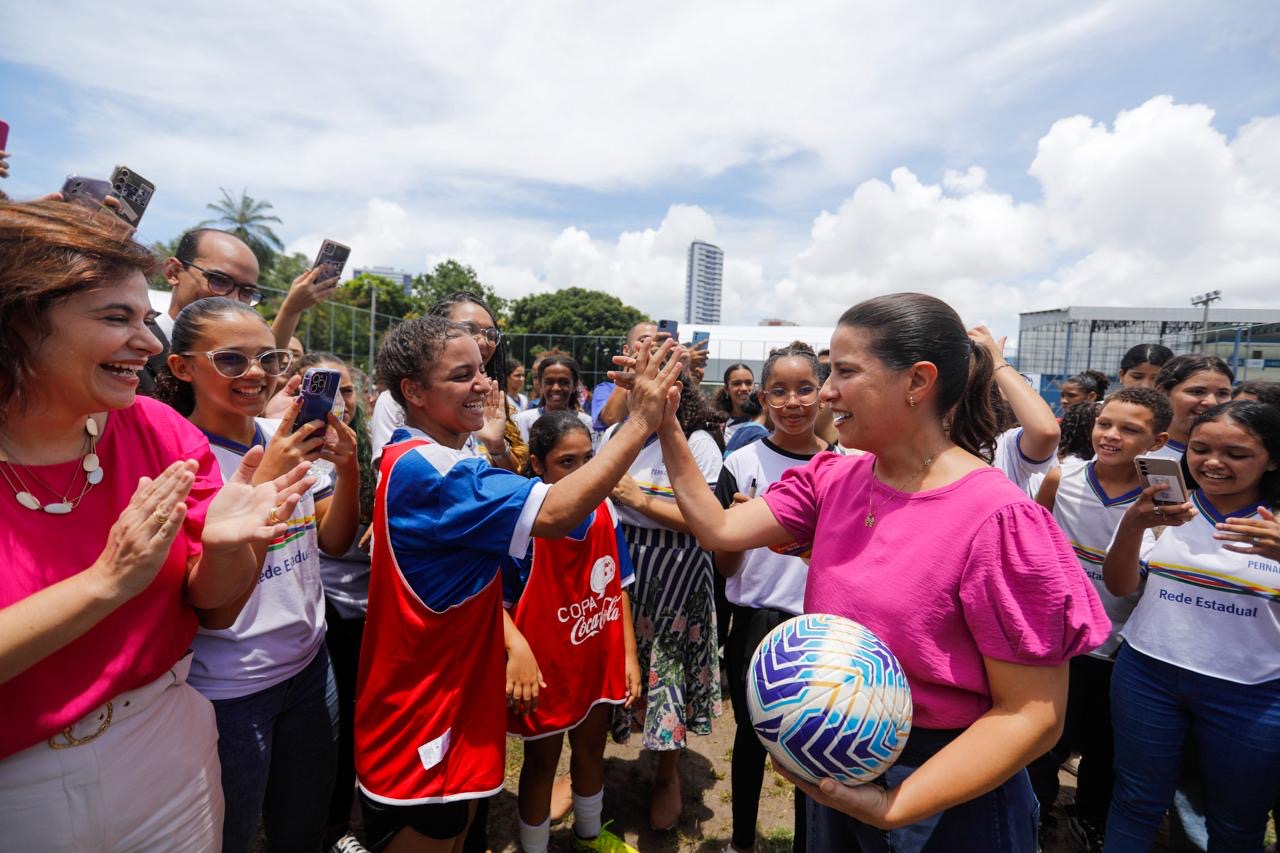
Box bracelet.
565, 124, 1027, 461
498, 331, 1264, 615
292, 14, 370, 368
489, 442, 510, 458
993, 363, 1015, 375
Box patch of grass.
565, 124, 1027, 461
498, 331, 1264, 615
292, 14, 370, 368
504, 736, 524, 788
756, 827, 795, 853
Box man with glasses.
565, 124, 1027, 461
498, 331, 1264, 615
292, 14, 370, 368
142, 228, 337, 395
141, 228, 265, 394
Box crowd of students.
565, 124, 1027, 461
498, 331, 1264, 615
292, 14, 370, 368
1, 193, 1278, 853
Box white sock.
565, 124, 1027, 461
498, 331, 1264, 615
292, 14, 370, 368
573, 787, 605, 839
519, 817, 550, 853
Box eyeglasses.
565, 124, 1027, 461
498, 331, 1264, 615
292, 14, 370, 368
457, 321, 502, 347
182, 261, 263, 307
765, 385, 820, 408
181, 348, 293, 378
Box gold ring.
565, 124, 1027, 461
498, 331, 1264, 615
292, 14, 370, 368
153, 507, 170, 525
268, 507, 281, 525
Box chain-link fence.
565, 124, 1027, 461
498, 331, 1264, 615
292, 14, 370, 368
1015, 307, 1280, 412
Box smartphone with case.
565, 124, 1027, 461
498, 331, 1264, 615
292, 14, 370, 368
293, 368, 342, 435
61, 174, 114, 210
0, 119, 9, 151
104, 165, 155, 228
657, 319, 679, 341
1135, 455, 1189, 506
313, 239, 351, 280
691, 330, 710, 346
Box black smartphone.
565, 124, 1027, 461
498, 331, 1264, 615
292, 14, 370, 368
657, 319, 679, 341
104, 165, 155, 228
314, 240, 351, 280
61, 175, 113, 210
293, 368, 342, 435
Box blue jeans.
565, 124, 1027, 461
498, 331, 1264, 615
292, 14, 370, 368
805, 736, 1039, 852
1106, 644, 1280, 852
212, 646, 339, 853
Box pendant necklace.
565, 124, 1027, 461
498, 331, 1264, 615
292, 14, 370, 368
865, 449, 944, 528
0, 416, 104, 514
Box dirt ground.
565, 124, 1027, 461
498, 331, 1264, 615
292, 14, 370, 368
485, 701, 1094, 852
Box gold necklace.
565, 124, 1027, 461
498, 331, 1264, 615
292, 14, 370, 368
0, 416, 104, 514
865, 449, 944, 527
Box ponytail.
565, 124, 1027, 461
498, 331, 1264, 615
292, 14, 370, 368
840, 293, 997, 462
949, 339, 999, 463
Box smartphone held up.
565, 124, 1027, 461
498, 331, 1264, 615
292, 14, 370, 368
313, 239, 351, 281
293, 368, 344, 436
1135, 454, 1190, 506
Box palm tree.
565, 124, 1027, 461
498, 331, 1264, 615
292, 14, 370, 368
199, 188, 285, 271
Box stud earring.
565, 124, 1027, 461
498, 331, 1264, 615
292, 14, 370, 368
908, 397, 916, 408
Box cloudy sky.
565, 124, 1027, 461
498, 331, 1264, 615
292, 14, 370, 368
3, 1, 1278, 335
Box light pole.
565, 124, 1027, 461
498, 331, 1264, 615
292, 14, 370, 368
369, 283, 378, 373
1190, 290, 1221, 353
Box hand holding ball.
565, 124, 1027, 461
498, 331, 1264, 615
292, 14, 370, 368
747, 614, 912, 785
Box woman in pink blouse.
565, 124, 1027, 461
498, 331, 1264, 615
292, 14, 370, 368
0, 200, 313, 850
655, 293, 1110, 852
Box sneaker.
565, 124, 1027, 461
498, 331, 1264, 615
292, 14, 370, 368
1067, 815, 1105, 853
571, 821, 638, 852
330, 832, 370, 853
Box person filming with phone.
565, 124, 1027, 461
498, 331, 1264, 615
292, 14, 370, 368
1102, 400, 1280, 851
144, 228, 338, 396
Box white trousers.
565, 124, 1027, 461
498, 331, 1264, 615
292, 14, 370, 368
0, 654, 223, 851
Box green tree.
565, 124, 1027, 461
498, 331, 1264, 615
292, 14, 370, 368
333, 272, 421, 319
411, 260, 508, 322
199, 188, 284, 273
507, 287, 649, 337
147, 236, 181, 289
277, 273, 421, 373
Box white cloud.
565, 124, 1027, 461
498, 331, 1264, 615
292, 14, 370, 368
771, 97, 1280, 331
7, 7, 1274, 341
0, 0, 1165, 200
290, 96, 1280, 339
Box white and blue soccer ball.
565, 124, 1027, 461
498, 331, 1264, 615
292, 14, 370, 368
747, 613, 912, 786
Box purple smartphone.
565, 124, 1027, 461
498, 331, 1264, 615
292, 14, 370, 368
293, 368, 342, 434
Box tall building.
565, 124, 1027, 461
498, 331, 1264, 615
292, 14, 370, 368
352, 265, 413, 294
685, 241, 723, 325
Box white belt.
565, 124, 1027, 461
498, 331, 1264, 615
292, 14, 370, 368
47, 651, 193, 750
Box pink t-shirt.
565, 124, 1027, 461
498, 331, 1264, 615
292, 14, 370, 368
762, 452, 1109, 729
0, 396, 220, 757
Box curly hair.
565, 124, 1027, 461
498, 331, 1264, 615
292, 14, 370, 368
1058, 402, 1098, 462
676, 375, 725, 450
1101, 387, 1173, 435
0, 199, 159, 421
428, 291, 509, 392
377, 315, 466, 407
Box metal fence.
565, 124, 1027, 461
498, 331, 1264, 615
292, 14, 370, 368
261, 288, 634, 391
1015, 312, 1280, 412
